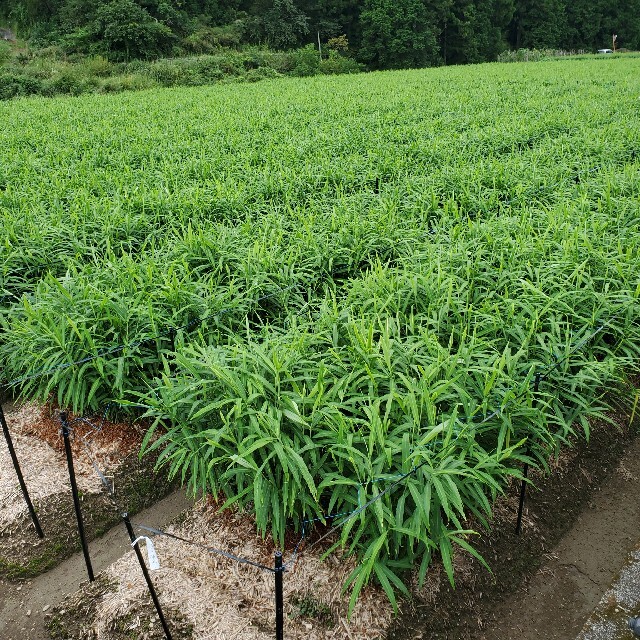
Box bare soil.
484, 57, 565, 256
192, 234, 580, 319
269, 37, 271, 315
480, 438, 640, 640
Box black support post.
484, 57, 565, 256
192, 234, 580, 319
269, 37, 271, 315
275, 550, 284, 640
122, 513, 173, 640
516, 373, 541, 535
0, 402, 44, 538
61, 412, 94, 581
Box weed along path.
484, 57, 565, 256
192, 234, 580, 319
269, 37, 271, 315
0, 490, 191, 640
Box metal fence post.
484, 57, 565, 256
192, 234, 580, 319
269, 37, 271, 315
60, 412, 94, 581
122, 512, 173, 640
516, 373, 541, 535
275, 550, 284, 640
0, 402, 44, 538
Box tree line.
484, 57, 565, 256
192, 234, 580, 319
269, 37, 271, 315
1, 0, 639, 66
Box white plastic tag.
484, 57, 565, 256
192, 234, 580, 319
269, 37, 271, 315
132, 536, 161, 570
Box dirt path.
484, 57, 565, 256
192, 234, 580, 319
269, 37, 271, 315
480, 437, 640, 640
0, 490, 192, 640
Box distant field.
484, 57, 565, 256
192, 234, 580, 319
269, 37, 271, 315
1, 57, 639, 607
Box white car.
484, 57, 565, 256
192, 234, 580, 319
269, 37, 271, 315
597, 48, 613, 54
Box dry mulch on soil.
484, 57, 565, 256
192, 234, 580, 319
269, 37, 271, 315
1, 403, 96, 530
0, 402, 144, 532
50, 500, 394, 640
0, 401, 173, 580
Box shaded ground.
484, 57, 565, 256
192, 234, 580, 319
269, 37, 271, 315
480, 435, 640, 640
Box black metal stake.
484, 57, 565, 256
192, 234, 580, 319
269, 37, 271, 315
516, 373, 541, 535
275, 550, 284, 640
122, 513, 173, 640
0, 402, 44, 538
61, 412, 94, 581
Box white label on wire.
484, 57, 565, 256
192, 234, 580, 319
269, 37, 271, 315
132, 536, 161, 570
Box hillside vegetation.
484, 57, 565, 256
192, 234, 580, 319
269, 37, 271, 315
2, 0, 638, 67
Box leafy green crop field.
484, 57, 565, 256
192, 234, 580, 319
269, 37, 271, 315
1, 57, 639, 609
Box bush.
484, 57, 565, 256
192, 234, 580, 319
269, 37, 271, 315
191, 57, 224, 82
0, 41, 12, 66
183, 28, 219, 54
0, 44, 362, 101
497, 48, 587, 63
0, 72, 46, 99
98, 73, 157, 93
288, 44, 320, 77
81, 55, 114, 77
259, 50, 293, 74
121, 59, 147, 74
241, 48, 268, 70
497, 49, 547, 63
320, 51, 363, 75
244, 66, 280, 82
47, 69, 92, 96
215, 51, 244, 76
184, 23, 244, 53
148, 59, 202, 87
32, 45, 67, 61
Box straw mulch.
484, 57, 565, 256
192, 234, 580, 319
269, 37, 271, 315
0, 401, 142, 531
0, 402, 103, 529
95, 501, 393, 640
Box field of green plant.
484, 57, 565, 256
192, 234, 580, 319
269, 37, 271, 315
1, 57, 639, 609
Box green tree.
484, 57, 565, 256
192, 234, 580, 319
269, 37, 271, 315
599, 0, 640, 51
564, 0, 603, 50
472, 0, 513, 60
241, 0, 308, 48
359, 0, 439, 69
182, 0, 241, 25
440, 0, 513, 64
7, 0, 630, 65
298, 0, 361, 43
509, 0, 568, 49
92, 0, 174, 60
263, 0, 308, 48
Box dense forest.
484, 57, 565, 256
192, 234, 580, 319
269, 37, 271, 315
1, 0, 639, 68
